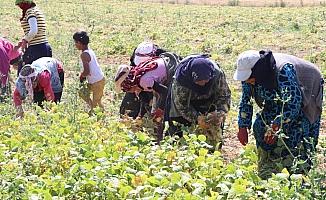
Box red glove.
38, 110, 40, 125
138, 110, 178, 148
264, 124, 279, 145
238, 127, 248, 146
80, 74, 86, 83
152, 108, 164, 122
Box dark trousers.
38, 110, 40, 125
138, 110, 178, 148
19, 42, 52, 74
34, 71, 64, 107
166, 116, 192, 138
119, 92, 153, 119
0, 82, 11, 103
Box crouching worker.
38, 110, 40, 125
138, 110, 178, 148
14, 57, 64, 118
119, 41, 180, 119
115, 49, 177, 142
234, 50, 324, 179
165, 55, 231, 151
0, 37, 23, 102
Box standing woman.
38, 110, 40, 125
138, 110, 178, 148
15, 0, 52, 70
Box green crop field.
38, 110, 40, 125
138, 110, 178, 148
0, 0, 325, 199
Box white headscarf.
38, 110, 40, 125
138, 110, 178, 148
19, 66, 38, 102
114, 64, 131, 93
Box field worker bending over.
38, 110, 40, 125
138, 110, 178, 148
0, 37, 23, 101
14, 57, 64, 118
165, 55, 231, 151
15, 0, 52, 71
115, 41, 180, 142
234, 50, 324, 179
73, 31, 105, 112
117, 41, 180, 119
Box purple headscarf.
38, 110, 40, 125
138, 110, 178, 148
175, 55, 219, 95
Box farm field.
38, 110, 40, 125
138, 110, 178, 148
0, 0, 325, 199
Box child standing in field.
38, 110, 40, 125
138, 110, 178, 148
73, 31, 105, 112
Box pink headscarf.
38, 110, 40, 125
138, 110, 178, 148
0, 37, 21, 61
0, 38, 21, 87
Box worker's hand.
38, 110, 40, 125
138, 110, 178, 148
152, 108, 164, 122
197, 115, 209, 129
237, 127, 248, 146
79, 74, 86, 83
16, 106, 24, 119
264, 124, 279, 145
206, 110, 225, 126
18, 39, 27, 50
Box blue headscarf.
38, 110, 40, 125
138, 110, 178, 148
175, 55, 219, 95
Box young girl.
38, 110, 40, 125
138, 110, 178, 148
73, 31, 105, 111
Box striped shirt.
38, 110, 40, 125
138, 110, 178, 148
20, 6, 48, 45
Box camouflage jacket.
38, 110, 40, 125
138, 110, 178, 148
169, 70, 231, 124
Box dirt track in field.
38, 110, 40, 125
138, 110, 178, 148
140, 0, 326, 6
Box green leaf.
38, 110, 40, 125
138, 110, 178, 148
198, 135, 206, 142
198, 148, 208, 157
170, 172, 182, 184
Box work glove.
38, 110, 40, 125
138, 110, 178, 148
238, 127, 248, 146
206, 110, 225, 126
152, 108, 164, 122
264, 124, 279, 145
79, 74, 86, 83
197, 115, 209, 129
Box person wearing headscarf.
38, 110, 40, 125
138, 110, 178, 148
0, 37, 23, 101
15, 0, 52, 71
234, 50, 324, 179
115, 41, 180, 142
118, 41, 180, 119
116, 41, 180, 119
166, 55, 231, 151
13, 57, 64, 118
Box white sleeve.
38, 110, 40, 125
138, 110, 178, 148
23, 17, 38, 42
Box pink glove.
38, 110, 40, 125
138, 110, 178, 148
238, 127, 248, 146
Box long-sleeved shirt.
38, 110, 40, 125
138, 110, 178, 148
14, 71, 53, 106
170, 70, 231, 124
238, 63, 302, 129
13, 59, 63, 106
238, 64, 304, 149
21, 6, 47, 45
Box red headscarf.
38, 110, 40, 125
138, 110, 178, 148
18, 2, 34, 21
121, 57, 159, 92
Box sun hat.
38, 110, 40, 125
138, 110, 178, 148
233, 50, 260, 81
114, 64, 131, 93
134, 41, 157, 66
